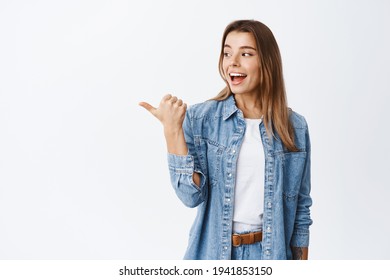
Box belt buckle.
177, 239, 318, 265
232, 234, 242, 247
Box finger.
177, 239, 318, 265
139, 102, 157, 115
176, 99, 183, 106
162, 94, 172, 101
170, 97, 178, 104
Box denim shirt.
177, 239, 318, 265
167, 95, 312, 260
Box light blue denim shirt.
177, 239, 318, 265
167, 95, 312, 260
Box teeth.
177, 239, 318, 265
229, 73, 246, 77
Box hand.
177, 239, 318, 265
139, 94, 187, 133
291, 247, 309, 260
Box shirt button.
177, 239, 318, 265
226, 198, 230, 202
232, 149, 236, 154
267, 202, 272, 208
228, 173, 232, 177
224, 246, 228, 250
265, 250, 271, 255
266, 226, 271, 233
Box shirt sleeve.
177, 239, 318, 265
291, 121, 313, 248
167, 108, 207, 208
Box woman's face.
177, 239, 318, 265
222, 31, 261, 97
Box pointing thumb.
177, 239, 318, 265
139, 102, 157, 115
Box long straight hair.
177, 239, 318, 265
213, 20, 298, 152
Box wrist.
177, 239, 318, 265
164, 126, 183, 137
163, 127, 188, 155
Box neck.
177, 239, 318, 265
234, 93, 262, 119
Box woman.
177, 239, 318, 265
140, 20, 313, 260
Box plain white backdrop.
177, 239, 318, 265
1, 0, 389, 259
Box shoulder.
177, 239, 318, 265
187, 99, 225, 120
288, 109, 311, 150
289, 109, 309, 130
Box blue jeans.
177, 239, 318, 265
231, 231, 263, 260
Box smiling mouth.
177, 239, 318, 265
229, 72, 247, 84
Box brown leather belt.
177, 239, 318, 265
232, 231, 263, 247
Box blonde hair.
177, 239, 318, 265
213, 20, 298, 152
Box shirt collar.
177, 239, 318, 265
222, 94, 239, 121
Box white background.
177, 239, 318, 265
0, 0, 389, 260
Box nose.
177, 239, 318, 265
229, 53, 240, 67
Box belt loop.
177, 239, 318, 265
232, 234, 242, 247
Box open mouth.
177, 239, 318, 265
229, 72, 247, 84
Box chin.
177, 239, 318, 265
230, 86, 247, 95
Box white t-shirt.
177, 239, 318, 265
233, 118, 264, 232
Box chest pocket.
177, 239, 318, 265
194, 137, 225, 187
281, 152, 307, 200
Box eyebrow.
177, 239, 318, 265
224, 44, 257, 51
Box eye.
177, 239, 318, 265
242, 52, 253, 57
224, 52, 231, 57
